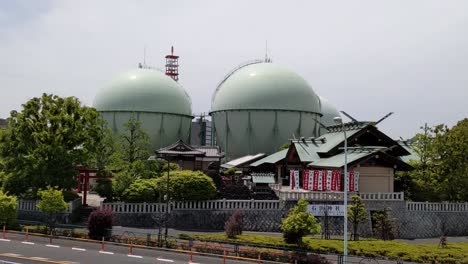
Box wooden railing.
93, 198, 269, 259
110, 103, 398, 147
407, 201, 468, 212
101, 199, 282, 214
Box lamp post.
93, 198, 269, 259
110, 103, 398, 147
164, 158, 170, 245
334, 116, 348, 263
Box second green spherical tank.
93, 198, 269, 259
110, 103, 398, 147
210, 62, 321, 160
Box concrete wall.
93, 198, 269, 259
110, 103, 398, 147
110, 200, 468, 239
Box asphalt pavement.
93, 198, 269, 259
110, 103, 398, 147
0, 232, 261, 264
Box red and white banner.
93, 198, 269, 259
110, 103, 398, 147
313, 170, 319, 190
303, 170, 309, 190
290, 170, 295, 190
289, 169, 358, 192
290, 170, 300, 190
294, 170, 300, 190
326, 170, 332, 191
346, 171, 360, 192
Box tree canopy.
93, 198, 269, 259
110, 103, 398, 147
0, 94, 104, 196
395, 118, 468, 201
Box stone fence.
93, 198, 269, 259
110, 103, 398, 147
407, 201, 468, 212
17, 198, 82, 214
100, 199, 282, 214
17, 198, 82, 223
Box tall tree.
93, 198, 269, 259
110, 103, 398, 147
0, 94, 104, 196
117, 115, 150, 164
433, 119, 468, 201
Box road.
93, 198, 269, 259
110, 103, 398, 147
0, 233, 262, 264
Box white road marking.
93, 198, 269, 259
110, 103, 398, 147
0, 259, 22, 264
156, 258, 174, 262
2, 253, 22, 257
21, 241, 35, 245
127, 254, 143, 258
99, 251, 114, 255
72, 247, 86, 251
46, 244, 60, 248
0, 238, 11, 242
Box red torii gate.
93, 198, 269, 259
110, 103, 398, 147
76, 167, 99, 206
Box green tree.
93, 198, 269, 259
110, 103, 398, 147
395, 119, 468, 201
0, 94, 104, 196
89, 119, 116, 201
280, 199, 321, 244
348, 195, 367, 241
37, 186, 68, 235
117, 115, 150, 164
0, 191, 17, 227
372, 208, 395, 241
154, 170, 217, 201
278, 142, 290, 151
433, 119, 468, 201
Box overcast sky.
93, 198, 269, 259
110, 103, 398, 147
1, 0, 467, 138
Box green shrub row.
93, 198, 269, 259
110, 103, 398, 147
189, 234, 468, 264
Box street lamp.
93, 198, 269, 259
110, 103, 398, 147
334, 116, 348, 263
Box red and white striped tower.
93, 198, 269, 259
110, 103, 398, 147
165, 46, 179, 82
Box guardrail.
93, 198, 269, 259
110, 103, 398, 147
407, 201, 468, 212
101, 199, 282, 213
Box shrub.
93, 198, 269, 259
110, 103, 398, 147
0, 190, 17, 226
372, 208, 395, 240
94, 178, 113, 201
155, 170, 217, 201
122, 179, 157, 202
37, 186, 68, 234
220, 184, 251, 199
87, 209, 113, 240
281, 199, 321, 244
225, 210, 243, 238
62, 190, 79, 202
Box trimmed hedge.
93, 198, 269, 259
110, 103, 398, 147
189, 234, 468, 264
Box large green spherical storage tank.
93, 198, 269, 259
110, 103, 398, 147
318, 96, 341, 134
94, 68, 193, 150
210, 62, 321, 160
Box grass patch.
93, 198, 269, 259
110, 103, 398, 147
188, 234, 468, 263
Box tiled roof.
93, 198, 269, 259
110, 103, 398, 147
251, 149, 288, 166
222, 153, 266, 168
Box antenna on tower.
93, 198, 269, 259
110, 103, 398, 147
165, 46, 179, 82
264, 40, 271, 63
143, 45, 147, 66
